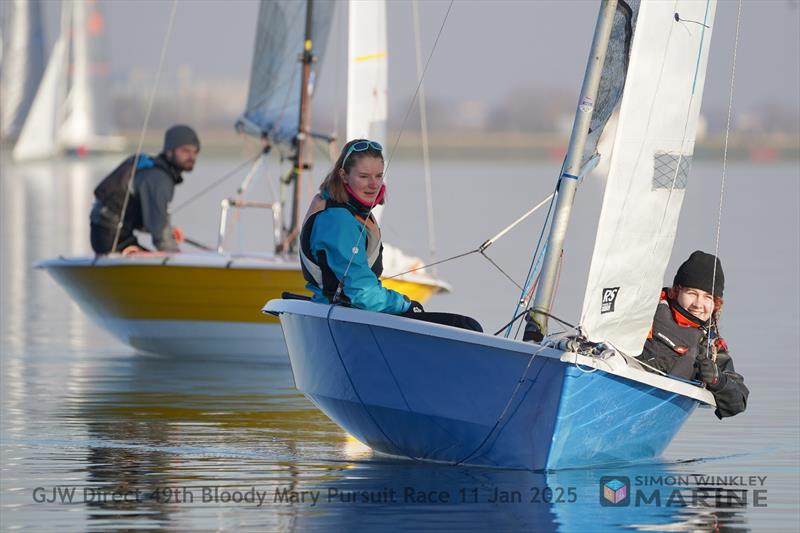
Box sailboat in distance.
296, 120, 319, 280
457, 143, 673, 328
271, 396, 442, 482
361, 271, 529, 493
0, 0, 46, 142
37, 0, 448, 360
266, 0, 723, 469
13, 0, 125, 161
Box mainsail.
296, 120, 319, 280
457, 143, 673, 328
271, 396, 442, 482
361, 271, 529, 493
238, 0, 335, 142
0, 0, 46, 141
346, 0, 388, 222
580, 0, 717, 355
12, 33, 67, 160
346, 0, 387, 144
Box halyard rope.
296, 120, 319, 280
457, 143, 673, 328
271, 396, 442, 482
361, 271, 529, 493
707, 0, 742, 362
111, 0, 178, 252
412, 0, 438, 268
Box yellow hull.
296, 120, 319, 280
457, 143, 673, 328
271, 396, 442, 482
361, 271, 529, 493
43, 259, 444, 324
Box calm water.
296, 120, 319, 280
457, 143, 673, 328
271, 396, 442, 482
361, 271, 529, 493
1, 153, 799, 531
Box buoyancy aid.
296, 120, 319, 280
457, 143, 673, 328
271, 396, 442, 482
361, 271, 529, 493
299, 194, 384, 305
91, 154, 182, 229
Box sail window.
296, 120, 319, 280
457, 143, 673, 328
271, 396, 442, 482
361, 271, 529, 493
652, 152, 692, 190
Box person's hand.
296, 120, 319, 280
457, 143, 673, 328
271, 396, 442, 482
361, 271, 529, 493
172, 226, 185, 244
698, 357, 726, 391
407, 300, 425, 313
121, 245, 145, 256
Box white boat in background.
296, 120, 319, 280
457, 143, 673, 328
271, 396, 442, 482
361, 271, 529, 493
38, 0, 449, 360
0, 0, 46, 141
13, 0, 125, 161
269, 0, 724, 469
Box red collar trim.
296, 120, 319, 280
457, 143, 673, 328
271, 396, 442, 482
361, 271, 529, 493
344, 183, 385, 207
671, 305, 701, 328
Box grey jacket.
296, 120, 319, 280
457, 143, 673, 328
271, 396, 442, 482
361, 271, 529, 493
90, 154, 183, 252
133, 162, 181, 251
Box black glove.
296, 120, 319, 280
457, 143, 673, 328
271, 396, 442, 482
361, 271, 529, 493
697, 357, 726, 391
406, 299, 424, 314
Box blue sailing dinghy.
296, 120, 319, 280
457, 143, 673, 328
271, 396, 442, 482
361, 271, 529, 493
265, 300, 714, 470
266, 0, 721, 470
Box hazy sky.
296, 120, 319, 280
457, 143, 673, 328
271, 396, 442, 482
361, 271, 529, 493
30, 0, 800, 118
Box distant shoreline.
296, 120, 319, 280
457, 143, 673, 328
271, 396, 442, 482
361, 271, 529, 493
2, 131, 798, 163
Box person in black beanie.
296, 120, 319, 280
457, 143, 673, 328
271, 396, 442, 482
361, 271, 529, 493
637, 251, 748, 419
90, 125, 200, 254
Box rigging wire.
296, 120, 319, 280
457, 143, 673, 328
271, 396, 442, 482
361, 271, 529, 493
411, 0, 438, 268
707, 0, 742, 360
381, 193, 554, 280
383, 0, 454, 176
507, 177, 561, 338
171, 153, 263, 214
111, 0, 178, 252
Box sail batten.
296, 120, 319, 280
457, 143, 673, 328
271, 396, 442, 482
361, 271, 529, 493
239, 0, 335, 142
579, 0, 717, 356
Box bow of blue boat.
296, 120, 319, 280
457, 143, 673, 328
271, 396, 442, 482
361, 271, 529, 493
263, 299, 715, 471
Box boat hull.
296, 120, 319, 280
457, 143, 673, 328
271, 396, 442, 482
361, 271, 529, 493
39, 254, 449, 359
268, 300, 712, 470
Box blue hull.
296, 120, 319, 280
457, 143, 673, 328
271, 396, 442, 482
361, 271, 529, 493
272, 302, 704, 470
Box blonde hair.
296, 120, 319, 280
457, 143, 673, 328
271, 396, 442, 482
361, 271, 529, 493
319, 139, 384, 203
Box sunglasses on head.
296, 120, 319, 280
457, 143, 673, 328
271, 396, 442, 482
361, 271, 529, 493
341, 140, 383, 168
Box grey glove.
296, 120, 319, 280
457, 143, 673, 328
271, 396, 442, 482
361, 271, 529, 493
697, 357, 726, 391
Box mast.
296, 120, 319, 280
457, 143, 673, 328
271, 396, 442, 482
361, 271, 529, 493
283, 0, 315, 253
528, 0, 618, 339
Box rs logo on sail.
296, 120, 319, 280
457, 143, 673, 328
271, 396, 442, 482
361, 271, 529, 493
601, 287, 620, 314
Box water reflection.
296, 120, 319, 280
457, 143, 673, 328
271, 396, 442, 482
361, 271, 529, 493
55, 351, 752, 531
2, 158, 794, 531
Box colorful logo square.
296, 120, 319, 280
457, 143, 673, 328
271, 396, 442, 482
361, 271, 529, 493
600, 476, 630, 506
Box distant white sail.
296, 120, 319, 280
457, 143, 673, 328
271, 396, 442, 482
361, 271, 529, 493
580, 0, 717, 356
13, 0, 123, 161
59, 0, 123, 153
13, 35, 67, 160
346, 0, 387, 145
238, 0, 335, 143
0, 0, 46, 140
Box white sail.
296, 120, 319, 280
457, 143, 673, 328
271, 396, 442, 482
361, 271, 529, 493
59, 0, 91, 149
346, 0, 387, 221
59, 0, 124, 152
12, 36, 67, 161
13, 0, 123, 161
346, 0, 387, 145
580, 0, 717, 356
0, 0, 46, 140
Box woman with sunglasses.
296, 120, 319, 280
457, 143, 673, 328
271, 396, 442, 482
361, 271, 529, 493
298, 139, 482, 331
299, 139, 414, 314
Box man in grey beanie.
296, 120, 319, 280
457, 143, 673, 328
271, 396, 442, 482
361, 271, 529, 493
90, 124, 201, 254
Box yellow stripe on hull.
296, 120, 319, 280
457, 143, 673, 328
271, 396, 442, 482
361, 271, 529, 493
46, 264, 441, 323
